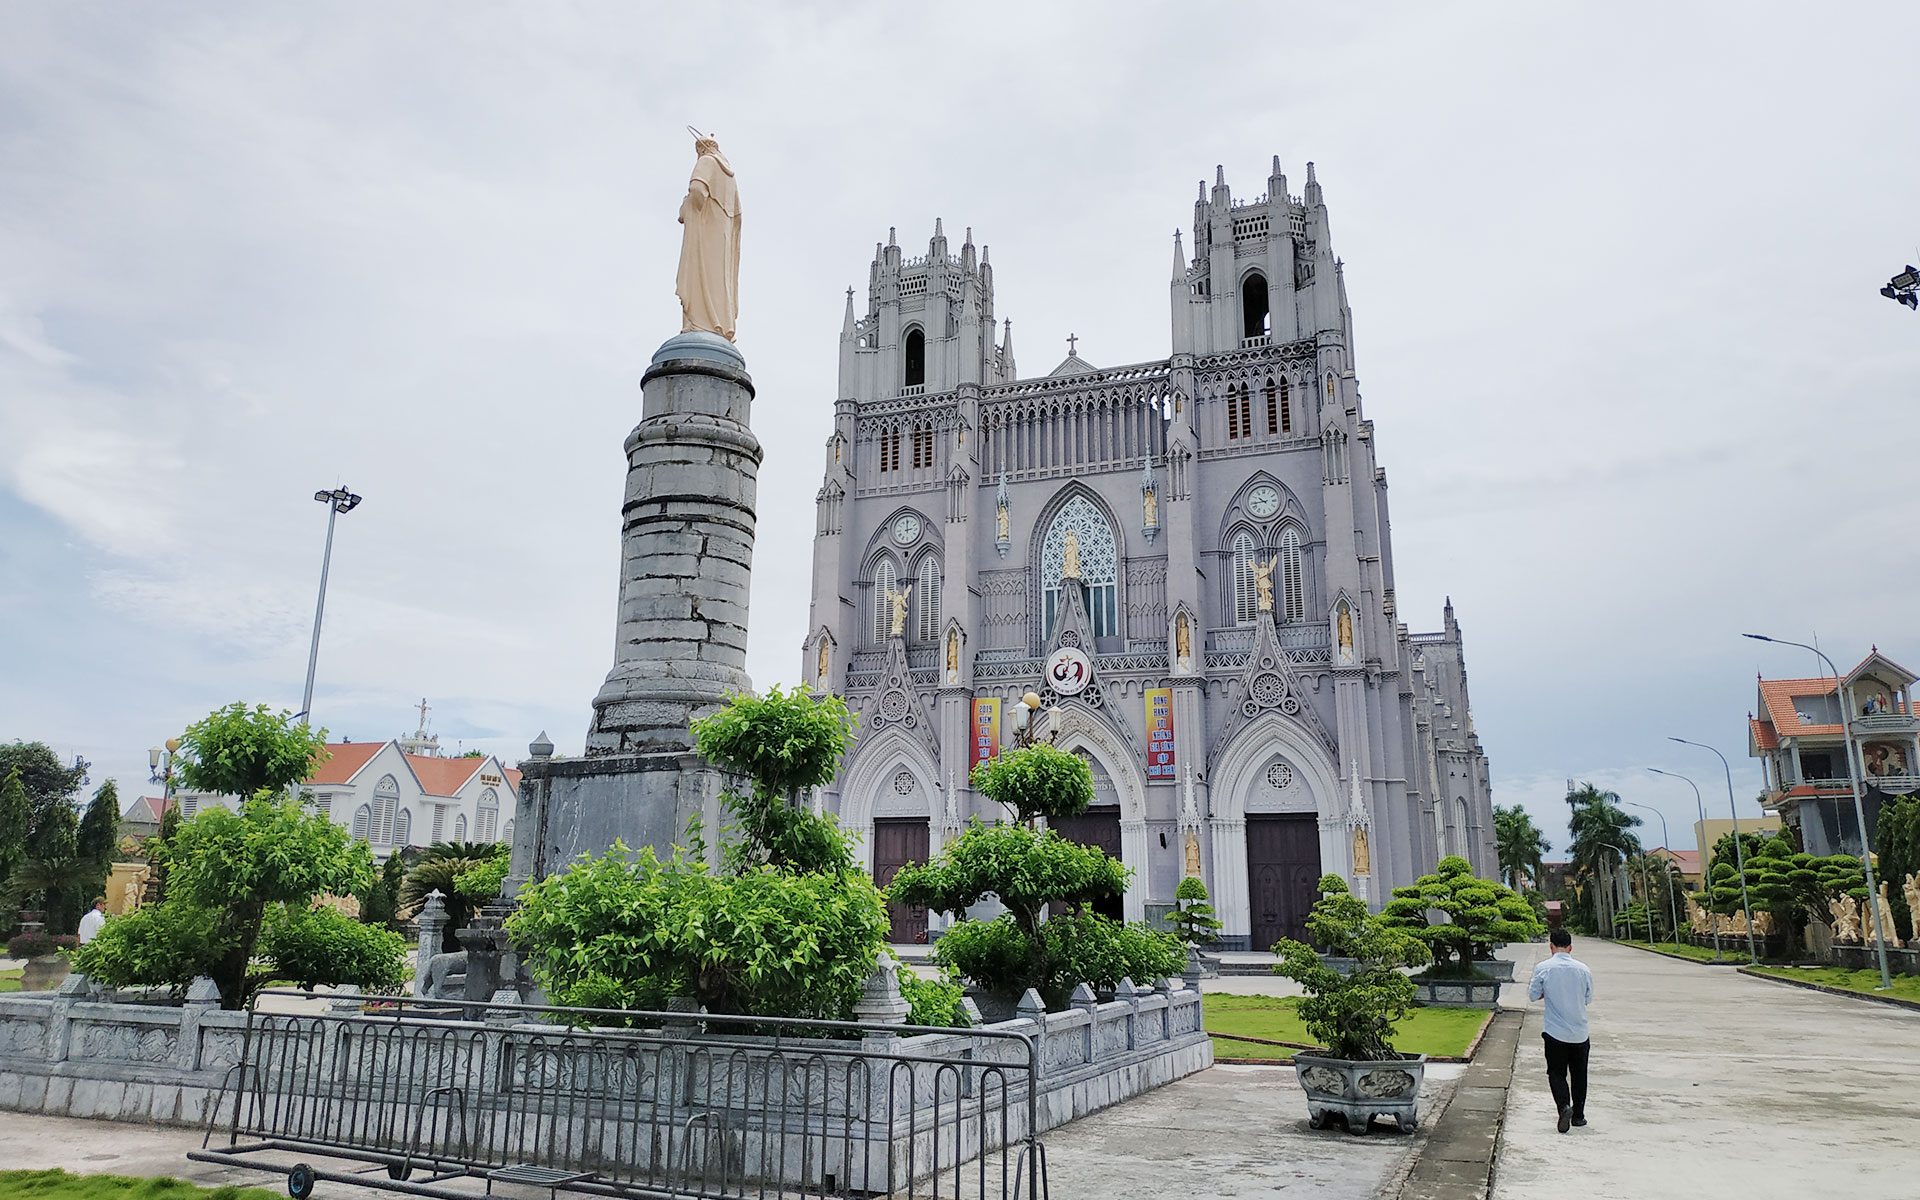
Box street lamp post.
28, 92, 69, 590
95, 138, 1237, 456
1603, 842, 1653, 946
1742, 633, 1895, 989
1670, 737, 1762, 964
1648, 767, 1721, 962
147, 736, 182, 810
1624, 800, 1682, 951
300, 487, 363, 727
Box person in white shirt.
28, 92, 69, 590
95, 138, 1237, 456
77, 897, 109, 944
1527, 927, 1594, 1133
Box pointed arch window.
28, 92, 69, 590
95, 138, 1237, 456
1241, 272, 1270, 341
914, 557, 941, 643
352, 803, 372, 842
1280, 527, 1304, 621
904, 328, 926, 389
880, 428, 901, 473
454, 813, 468, 842
394, 807, 412, 848
1278, 377, 1292, 432
502, 819, 515, 846
477, 788, 499, 842
872, 559, 898, 642
372, 775, 400, 845
1226, 383, 1252, 440
1232, 532, 1261, 624
1042, 496, 1118, 638
911, 423, 934, 469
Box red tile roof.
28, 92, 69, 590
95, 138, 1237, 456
504, 767, 523, 791
1657, 849, 1701, 874
1750, 717, 1779, 751
1757, 677, 1843, 738
407, 755, 485, 798
309, 741, 387, 785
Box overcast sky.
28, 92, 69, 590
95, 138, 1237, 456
3, 3, 1916, 856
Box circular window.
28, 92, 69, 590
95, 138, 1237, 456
892, 770, 915, 796
1250, 671, 1288, 708
1266, 761, 1295, 791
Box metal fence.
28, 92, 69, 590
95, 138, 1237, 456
190, 992, 1045, 1200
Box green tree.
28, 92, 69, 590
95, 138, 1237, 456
0, 741, 88, 853
691, 685, 859, 873
1273, 876, 1431, 1062
969, 742, 1095, 825
0, 768, 31, 886
1166, 875, 1224, 949
1381, 855, 1544, 976
1565, 783, 1641, 934
175, 703, 331, 803
1871, 796, 1920, 942
400, 842, 508, 934
1709, 833, 1864, 958
359, 849, 406, 930
1492, 804, 1551, 891
156, 797, 375, 1007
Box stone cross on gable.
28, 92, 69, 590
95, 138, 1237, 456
1067, 333, 1078, 357
416, 697, 431, 731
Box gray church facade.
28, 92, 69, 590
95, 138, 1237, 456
802, 159, 1494, 949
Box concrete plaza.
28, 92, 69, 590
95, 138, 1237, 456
1495, 938, 1920, 1200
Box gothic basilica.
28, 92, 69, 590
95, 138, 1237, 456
802, 159, 1493, 949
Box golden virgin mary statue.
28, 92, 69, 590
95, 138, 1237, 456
676, 132, 742, 341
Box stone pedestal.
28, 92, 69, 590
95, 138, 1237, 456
507, 333, 759, 895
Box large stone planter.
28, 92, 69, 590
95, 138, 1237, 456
1294, 1052, 1426, 1134
1411, 975, 1502, 1007
21, 955, 70, 992
1473, 958, 1515, 982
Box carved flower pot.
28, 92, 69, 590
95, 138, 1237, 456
1294, 1053, 1425, 1134
1411, 975, 1503, 1007
1474, 959, 1515, 982
21, 955, 70, 992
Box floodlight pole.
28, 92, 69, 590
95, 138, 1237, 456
300, 487, 363, 727
1670, 737, 1761, 964
1648, 768, 1721, 961
1742, 633, 1895, 989
1625, 800, 1682, 951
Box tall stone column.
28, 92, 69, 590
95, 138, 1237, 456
589, 332, 761, 752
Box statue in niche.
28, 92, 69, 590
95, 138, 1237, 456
1184, 829, 1202, 878
817, 639, 830, 686
1252, 556, 1278, 613
1352, 827, 1370, 876
1175, 613, 1192, 671
1143, 487, 1158, 528
1062, 527, 1081, 580
996, 500, 1009, 542
884, 584, 912, 638
675, 130, 742, 341
945, 628, 960, 683
1336, 604, 1355, 664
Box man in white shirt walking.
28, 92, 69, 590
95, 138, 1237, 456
1527, 927, 1594, 1133
77, 897, 109, 944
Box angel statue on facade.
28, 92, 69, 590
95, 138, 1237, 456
884, 583, 912, 638
1252, 556, 1278, 612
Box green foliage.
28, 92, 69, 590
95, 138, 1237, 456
0, 1167, 287, 1200
929, 911, 1183, 1010
968, 742, 1095, 824
1709, 833, 1865, 955
508, 842, 890, 1021
157, 797, 374, 1008
1382, 856, 1544, 975
175, 704, 330, 803
693, 686, 860, 875
888, 819, 1127, 935
897, 970, 966, 1027
1493, 804, 1551, 890
71, 902, 227, 997
401, 843, 508, 933
0, 742, 88, 858
454, 851, 510, 903
1564, 782, 1641, 931
358, 850, 405, 930
257, 905, 407, 991
1273, 878, 1431, 1062
1873, 797, 1920, 942
1167, 875, 1223, 948
0, 768, 29, 882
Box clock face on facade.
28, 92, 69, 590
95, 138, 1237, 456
1247, 485, 1281, 519
892, 513, 921, 545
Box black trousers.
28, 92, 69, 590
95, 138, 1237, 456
1543, 1033, 1590, 1117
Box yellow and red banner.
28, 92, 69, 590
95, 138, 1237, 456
1146, 687, 1176, 779
971, 698, 1002, 769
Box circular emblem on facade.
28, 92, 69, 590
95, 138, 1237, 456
1248, 484, 1281, 519
1266, 761, 1295, 791
891, 513, 922, 545
1044, 646, 1093, 695
892, 770, 915, 795
878, 689, 909, 720
1250, 671, 1288, 708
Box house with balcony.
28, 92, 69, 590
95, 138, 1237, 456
1749, 650, 1919, 856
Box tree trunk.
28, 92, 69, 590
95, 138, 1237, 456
214, 899, 266, 1010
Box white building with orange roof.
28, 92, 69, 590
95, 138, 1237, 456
1749, 649, 1919, 856
173, 705, 522, 859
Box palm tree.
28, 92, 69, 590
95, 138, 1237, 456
1493, 805, 1551, 891
399, 841, 507, 935
1565, 783, 1642, 935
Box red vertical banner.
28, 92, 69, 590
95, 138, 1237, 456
1145, 687, 1176, 779
971, 698, 1002, 770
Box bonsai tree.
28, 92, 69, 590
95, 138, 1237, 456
510, 687, 892, 1022
1167, 875, 1223, 950
1273, 876, 1430, 1061
400, 842, 508, 933
1381, 855, 1543, 978
888, 743, 1182, 1009
1708, 832, 1864, 958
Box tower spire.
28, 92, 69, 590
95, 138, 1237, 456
1170, 229, 1185, 281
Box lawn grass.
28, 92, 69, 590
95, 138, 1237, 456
1203, 993, 1492, 1061
0, 1172, 283, 1200
1747, 965, 1920, 1004
1615, 939, 1744, 964
0, 968, 20, 994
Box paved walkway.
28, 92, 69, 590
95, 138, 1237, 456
1494, 939, 1920, 1200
